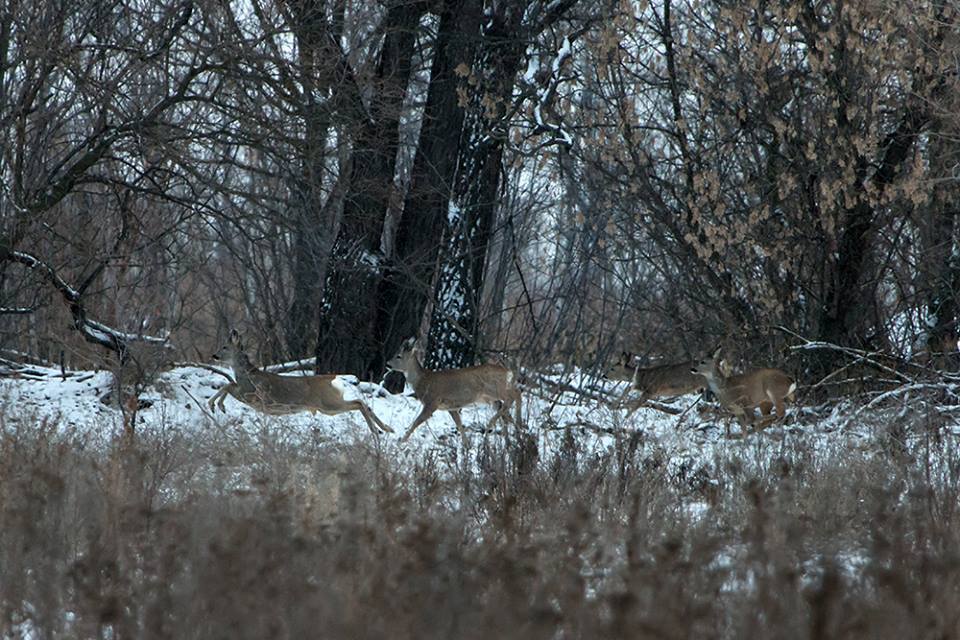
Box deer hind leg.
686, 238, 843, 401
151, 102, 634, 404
449, 410, 469, 449
402, 404, 437, 442
769, 388, 787, 419
754, 397, 787, 430
348, 400, 393, 435
485, 401, 506, 431
487, 390, 520, 431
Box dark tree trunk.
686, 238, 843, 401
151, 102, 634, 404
314, 1, 425, 376
925, 207, 960, 369
818, 107, 928, 351
424, 4, 527, 369
373, 0, 483, 382
923, 132, 960, 370
284, 1, 340, 358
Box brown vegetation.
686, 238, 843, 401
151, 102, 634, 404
1, 408, 959, 638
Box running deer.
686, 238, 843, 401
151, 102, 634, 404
386, 340, 522, 447
209, 330, 392, 435
691, 348, 796, 434
606, 351, 708, 416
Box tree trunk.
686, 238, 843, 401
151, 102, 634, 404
373, 0, 483, 381
923, 132, 960, 370
314, 1, 424, 376
818, 107, 928, 351
424, 4, 527, 368
284, 1, 339, 358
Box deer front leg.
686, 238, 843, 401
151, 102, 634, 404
731, 405, 754, 436
449, 410, 469, 449
208, 383, 235, 413
622, 392, 649, 419
402, 404, 437, 442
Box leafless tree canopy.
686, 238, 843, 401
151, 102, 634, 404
2, 0, 958, 385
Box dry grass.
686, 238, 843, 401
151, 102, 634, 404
1, 411, 960, 639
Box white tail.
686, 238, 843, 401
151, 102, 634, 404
209, 329, 392, 435
386, 340, 522, 447
692, 348, 796, 433
606, 351, 707, 415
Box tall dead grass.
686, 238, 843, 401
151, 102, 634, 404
1, 411, 959, 639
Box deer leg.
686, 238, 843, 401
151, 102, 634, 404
623, 392, 649, 419
615, 383, 634, 409
498, 392, 521, 427
208, 383, 235, 413
449, 410, 469, 449
730, 405, 753, 435
753, 399, 778, 429
486, 395, 519, 432
358, 401, 393, 434
402, 404, 437, 442
348, 400, 392, 435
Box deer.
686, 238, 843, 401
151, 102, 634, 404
208, 329, 393, 435
606, 351, 709, 416
691, 347, 796, 435
385, 340, 522, 447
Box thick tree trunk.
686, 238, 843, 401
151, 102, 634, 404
923, 133, 960, 370
284, 1, 339, 358
424, 4, 527, 368
818, 107, 928, 351
373, 0, 483, 381
314, 1, 424, 376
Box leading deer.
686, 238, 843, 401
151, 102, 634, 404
386, 340, 522, 447
691, 348, 796, 435
209, 329, 392, 435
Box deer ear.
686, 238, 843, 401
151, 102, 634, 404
229, 329, 241, 344
711, 346, 722, 361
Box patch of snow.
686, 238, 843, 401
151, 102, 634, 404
523, 54, 540, 84
553, 36, 572, 74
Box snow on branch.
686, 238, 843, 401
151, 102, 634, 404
517, 28, 588, 150
2, 249, 171, 359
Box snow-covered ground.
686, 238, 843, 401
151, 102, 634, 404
3, 361, 960, 640
0, 361, 910, 476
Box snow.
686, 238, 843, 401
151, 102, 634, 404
2, 361, 957, 490
0, 362, 853, 478
4, 358, 960, 623
447, 200, 462, 225
553, 36, 572, 74
523, 54, 541, 85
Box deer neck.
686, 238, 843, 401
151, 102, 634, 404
231, 351, 259, 380
403, 356, 425, 389
702, 369, 727, 397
